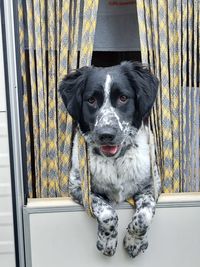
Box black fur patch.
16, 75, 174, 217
59, 62, 158, 132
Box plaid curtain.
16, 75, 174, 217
18, 0, 99, 198
137, 0, 200, 193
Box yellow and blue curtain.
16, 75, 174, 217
18, 0, 200, 199
137, 0, 200, 193
18, 0, 99, 199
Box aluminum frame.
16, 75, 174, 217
2, 1, 26, 266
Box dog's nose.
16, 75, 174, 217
98, 128, 116, 143
99, 133, 115, 143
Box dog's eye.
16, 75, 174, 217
119, 95, 128, 103
87, 96, 96, 105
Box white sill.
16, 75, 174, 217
25, 193, 200, 213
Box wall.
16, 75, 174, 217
24, 195, 200, 267
93, 1, 140, 51
0, 9, 16, 267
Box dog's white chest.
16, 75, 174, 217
89, 131, 150, 203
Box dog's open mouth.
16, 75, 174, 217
100, 145, 120, 157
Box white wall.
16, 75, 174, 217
93, 1, 140, 51
24, 195, 200, 267
0, 10, 16, 267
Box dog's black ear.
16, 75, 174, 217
121, 61, 159, 127
59, 67, 90, 122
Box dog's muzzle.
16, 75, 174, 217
94, 126, 121, 157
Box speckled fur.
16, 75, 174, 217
61, 63, 161, 258
69, 126, 160, 257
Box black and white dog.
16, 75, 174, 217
60, 61, 161, 258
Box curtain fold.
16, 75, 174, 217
137, 0, 200, 193
18, 0, 33, 197
18, 0, 99, 198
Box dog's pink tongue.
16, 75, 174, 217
100, 145, 119, 156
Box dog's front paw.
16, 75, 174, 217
123, 229, 148, 258
96, 228, 118, 256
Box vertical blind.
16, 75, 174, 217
17, 0, 200, 198
137, 0, 200, 193
18, 0, 99, 198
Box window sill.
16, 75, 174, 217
25, 192, 200, 214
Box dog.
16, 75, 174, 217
59, 61, 161, 258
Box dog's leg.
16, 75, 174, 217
69, 168, 83, 205
92, 194, 118, 256
124, 193, 156, 258
69, 169, 118, 256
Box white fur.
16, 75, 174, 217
104, 74, 112, 99
95, 74, 124, 131
89, 126, 151, 203
70, 126, 157, 204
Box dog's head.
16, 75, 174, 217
59, 62, 158, 157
